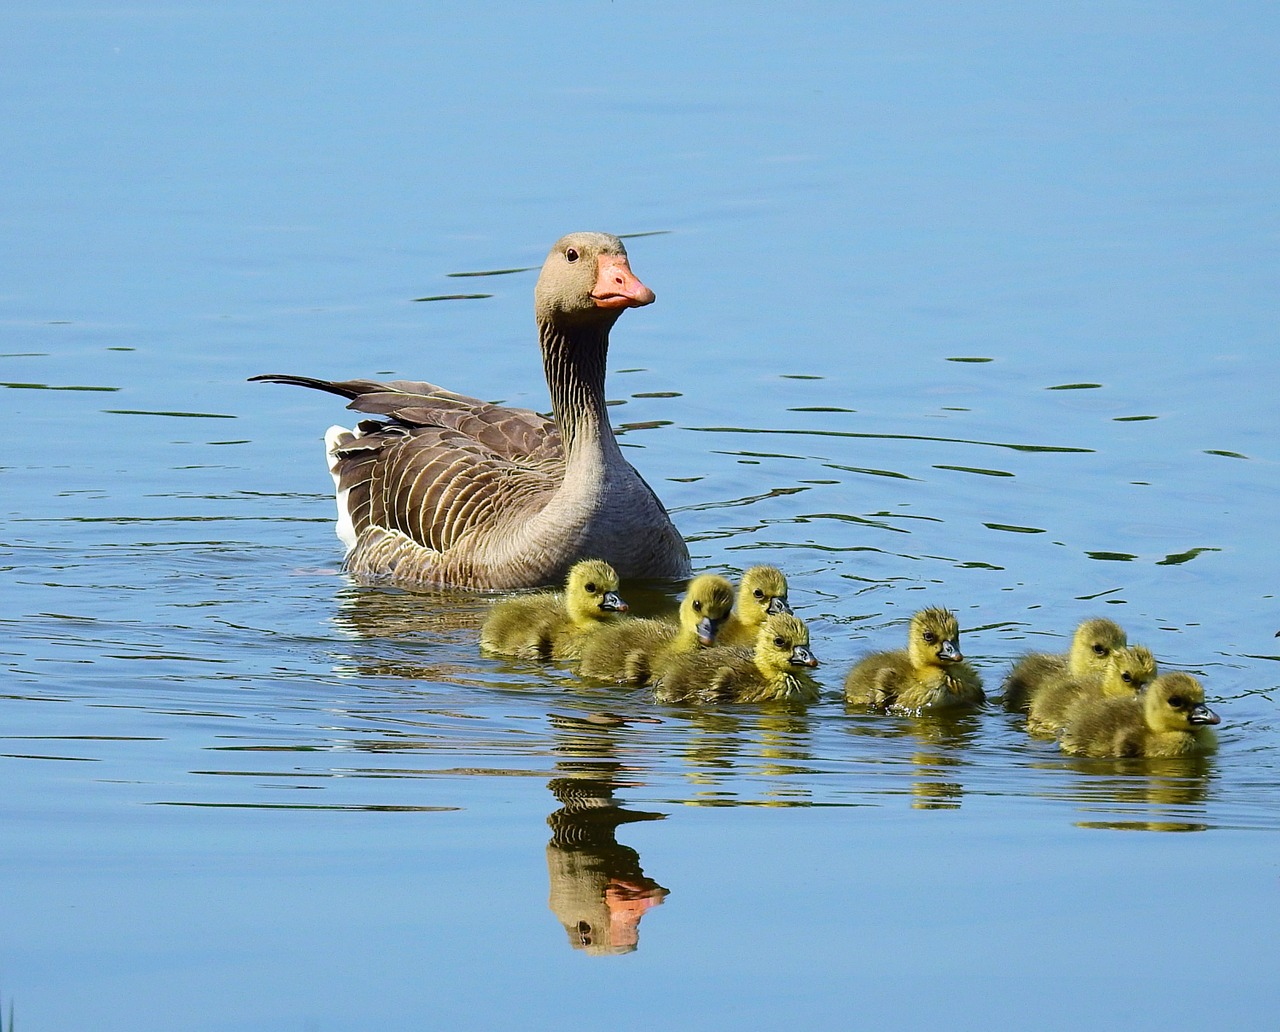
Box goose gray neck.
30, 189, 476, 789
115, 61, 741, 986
539, 318, 621, 461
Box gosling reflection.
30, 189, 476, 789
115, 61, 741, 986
545, 715, 669, 956
842, 706, 984, 809
1062, 754, 1215, 832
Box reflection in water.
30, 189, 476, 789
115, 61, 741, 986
545, 714, 669, 956
842, 708, 984, 810
1062, 755, 1216, 833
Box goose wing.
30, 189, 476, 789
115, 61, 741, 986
251, 374, 564, 472
332, 419, 556, 554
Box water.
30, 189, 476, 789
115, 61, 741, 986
3, 2, 1279, 1028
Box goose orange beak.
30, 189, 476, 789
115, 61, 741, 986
591, 254, 655, 309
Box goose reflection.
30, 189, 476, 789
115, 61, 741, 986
545, 713, 669, 956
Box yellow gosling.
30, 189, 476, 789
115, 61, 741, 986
654, 613, 820, 704
1060, 672, 1221, 758
717, 566, 792, 648
844, 607, 985, 713
577, 574, 734, 686
1026, 644, 1156, 738
480, 558, 627, 661
1002, 618, 1128, 713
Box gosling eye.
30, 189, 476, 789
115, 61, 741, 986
774, 637, 787, 649
584, 582, 596, 594
1167, 696, 1186, 709
1121, 672, 1133, 683
692, 600, 702, 611
753, 589, 765, 600
1092, 644, 1107, 656
565, 247, 580, 263
922, 632, 937, 644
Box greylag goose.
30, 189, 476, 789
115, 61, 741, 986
577, 574, 734, 686
844, 607, 985, 712
1002, 617, 1128, 712
1060, 671, 1220, 758
654, 612, 820, 704
716, 566, 792, 648
1026, 644, 1156, 738
479, 558, 627, 661
251, 232, 692, 589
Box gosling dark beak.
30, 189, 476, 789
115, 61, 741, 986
766, 596, 792, 616
1189, 703, 1221, 726
696, 616, 719, 647
791, 645, 818, 668
938, 640, 963, 663
600, 592, 628, 613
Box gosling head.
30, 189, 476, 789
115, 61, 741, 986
754, 613, 818, 673
535, 232, 655, 330
1068, 618, 1129, 677
1143, 672, 1221, 733
564, 559, 627, 623
680, 574, 735, 646
907, 607, 965, 670
737, 566, 792, 625
1100, 645, 1157, 698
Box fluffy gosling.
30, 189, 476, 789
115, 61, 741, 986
844, 607, 985, 713
577, 574, 735, 686
480, 558, 627, 660
1002, 617, 1128, 713
654, 613, 820, 704
1060, 671, 1221, 758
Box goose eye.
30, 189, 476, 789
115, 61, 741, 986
753, 589, 765, 600
774, 637, 787, 648
1167, 696, 1185, 708
565, 247, 579, 263
1092, 644, 1107, 656
922, 632, 936, 644
692, 600, 702, 611
584, 582, 596, 593
1121, 672, 1133, 683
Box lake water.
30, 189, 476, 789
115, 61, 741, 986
3, 3, 1278, 1029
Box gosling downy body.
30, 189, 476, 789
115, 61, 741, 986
1060, 672, 1221, 758
1025, 644, 1156, 738
479, 558, 627, 661
577, 574, 734, 686
1002, 618, 1128, 713
654, 613, 820, 704
844, 607, 985, 713
251, 232, 691, 589
717, 566, 792, 648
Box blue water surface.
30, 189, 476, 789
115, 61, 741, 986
2, 3, 1278, 1030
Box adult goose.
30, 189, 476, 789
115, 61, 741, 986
251, 232, 692, 589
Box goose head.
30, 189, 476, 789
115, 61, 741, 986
680, 574, 735, 646
1143, 672, 1221, 733
1100, 645, 1157, 698
754, 613, 818, 675
535, 232, 655, 330
564, 558, 628, 624
1068, 618, 1128, 678
737, 566, 792, 625
907, 607, 965, 670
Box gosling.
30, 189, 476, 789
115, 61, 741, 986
844, 607, 985, 713
577, 574, 735, 686
1060, 671, 1221, 758
1002, 617, 1128, 713
480, 558, 627, 660
1025, 644, 1157, 738
716, 565, 792, 648
654, 613, 820, 704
